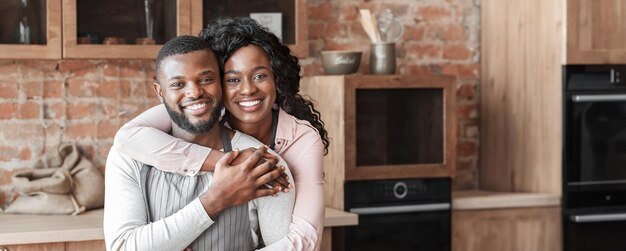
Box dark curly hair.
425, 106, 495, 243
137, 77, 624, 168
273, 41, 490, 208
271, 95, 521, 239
199, 17, 329, 155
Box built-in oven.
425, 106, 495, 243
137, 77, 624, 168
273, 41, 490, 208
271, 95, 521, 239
334, 178, 450, 251
564, 65, 626, 251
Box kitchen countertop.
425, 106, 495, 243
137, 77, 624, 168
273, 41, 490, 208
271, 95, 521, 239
0, 207, 358, 245
452, 190, 561, 210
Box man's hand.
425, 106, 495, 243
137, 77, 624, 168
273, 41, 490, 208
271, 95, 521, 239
199, 146, 285, 219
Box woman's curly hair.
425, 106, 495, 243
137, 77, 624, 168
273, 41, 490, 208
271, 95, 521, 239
199, 17, 329, 155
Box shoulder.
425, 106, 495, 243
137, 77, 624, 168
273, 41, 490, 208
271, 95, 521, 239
105, 147, 143, 181
277, 109, 323, 147
231, 131, 293, 176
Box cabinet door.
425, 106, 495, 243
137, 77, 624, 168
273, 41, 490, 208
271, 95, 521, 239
0, 242, 64, 251
62, 0, 192, 59
0, 0, 62, 59
190, 0, 308, 57
65, 240, 105, 251
568, 0, 626, 64
452, 207, 561, 251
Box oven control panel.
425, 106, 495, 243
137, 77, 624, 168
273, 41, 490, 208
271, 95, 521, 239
345, 178, 451, 206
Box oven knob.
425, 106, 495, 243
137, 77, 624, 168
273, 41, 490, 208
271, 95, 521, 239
393, 182, 408, 199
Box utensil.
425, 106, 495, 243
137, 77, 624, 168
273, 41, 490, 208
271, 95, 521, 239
376, 9, 404, 42
359, 9, 379, 43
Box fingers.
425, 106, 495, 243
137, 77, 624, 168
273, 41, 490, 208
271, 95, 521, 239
254, 166, 285, 187
241, 146, 267, 169
255, 186, 282, 198
273, 173, 291, 189
216, 150, 239, 168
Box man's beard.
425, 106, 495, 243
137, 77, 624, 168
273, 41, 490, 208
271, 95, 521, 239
163, 98, 223, 135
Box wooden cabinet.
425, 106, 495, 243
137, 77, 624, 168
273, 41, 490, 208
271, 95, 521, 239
62, 0, 191, 59
452, 207, 561, 251
0, 0, 62, 59
190, 0, 308, 57
0, 0, 308, 59
300, 75, 456, 208
567, 0, 626, 64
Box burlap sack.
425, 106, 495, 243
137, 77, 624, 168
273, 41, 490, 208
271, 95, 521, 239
4, 143, 104, 215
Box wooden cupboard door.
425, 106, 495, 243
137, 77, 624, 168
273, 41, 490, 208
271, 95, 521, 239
568, 0, 626, 64
65, 240, 105, 251
452, 207, 561, 251
0, 242, 64, 251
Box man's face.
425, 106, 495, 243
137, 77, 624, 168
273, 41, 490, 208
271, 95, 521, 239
153, 49, 223, 134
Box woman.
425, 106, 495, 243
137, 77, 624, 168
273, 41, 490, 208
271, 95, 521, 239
114, 17, 328, 250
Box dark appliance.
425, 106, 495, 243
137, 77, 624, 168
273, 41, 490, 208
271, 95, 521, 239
564, 65, 626, 251
335, 178, 451, 251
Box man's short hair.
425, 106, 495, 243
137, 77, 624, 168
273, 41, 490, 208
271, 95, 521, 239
155, 35, 212, 80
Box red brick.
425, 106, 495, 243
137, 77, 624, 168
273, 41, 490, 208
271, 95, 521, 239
0, 103, 17, 119
407, 65, 436, 76
43, 81, 64, 98
57, 60, 96, 74
96, 81, 119, 98
20, 147, 31, 160
0, 62, 18, 77
308, 2, 334, 21
457, 84, 476, 100
22, 81, 43, 98
65, 122, 97, 139
338, 4, 359, 22
18, 102, 40, 119
67, 102, 96, 120
457, 158, 476, 172
119, 81, 132, 97
0, 81, 18, 99
380, 3, 410, 17
97, 120, 120, 139
309, 22, 325, 40
103, 62, 120, 78
120, 65, 144, 78
302, 64, 324, 77
452, 170, 476, 190
457, 140, 477, 157
417, 6, 451, 22
403, 26, 425, 41
405, 44, 441, 59
440, 64, 478, 77
67, 79, 96, 97
0, 146, 18, 161
100, 103, 118, 119
443, 44, 472, 60
442, 24, 466, 41
458, 103, 478, 119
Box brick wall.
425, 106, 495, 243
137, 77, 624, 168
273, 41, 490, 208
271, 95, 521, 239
0, 0, 480, 206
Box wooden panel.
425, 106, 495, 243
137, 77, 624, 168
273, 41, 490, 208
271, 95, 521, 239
65, 240, 105, 251
0, 242, 64, 251
0, 0, 62, 59
567, 0, 626, 64
452, 207, 561, 251
300, 76, 346, 209
480, 0, 563, 194
62, 0, 191, 59
320, 228, 332, 251
190, 0, 308, 58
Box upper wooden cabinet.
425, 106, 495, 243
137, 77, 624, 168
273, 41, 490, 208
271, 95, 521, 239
0, 0, 307, 59
190, 0, 308, 57
567, 0, 626, 64
62, 0, 191, 59
0, 0, 62, 59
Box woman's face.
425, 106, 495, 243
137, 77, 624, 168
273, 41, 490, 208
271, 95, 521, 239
223, 45, 277, 125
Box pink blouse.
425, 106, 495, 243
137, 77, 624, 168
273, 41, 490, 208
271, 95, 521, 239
113, 104, 325, 250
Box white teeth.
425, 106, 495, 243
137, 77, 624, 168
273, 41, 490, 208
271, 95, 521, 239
238, 100, 261, 107
186, 103, 207, 111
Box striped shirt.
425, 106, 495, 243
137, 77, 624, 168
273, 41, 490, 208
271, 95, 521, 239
104, 131, 295, 251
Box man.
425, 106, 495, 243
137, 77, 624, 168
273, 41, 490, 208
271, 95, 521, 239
103, 36, 295, 250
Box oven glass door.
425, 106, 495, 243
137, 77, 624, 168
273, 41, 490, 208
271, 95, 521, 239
344, 210, 450, 251
569, 94, 626, 184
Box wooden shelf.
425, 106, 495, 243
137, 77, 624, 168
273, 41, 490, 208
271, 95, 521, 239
452, 190, 561, 210
0, 0, 62, 59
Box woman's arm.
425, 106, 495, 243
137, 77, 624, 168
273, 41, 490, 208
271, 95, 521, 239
260, 131, 326, 250
113, 104, 223, 176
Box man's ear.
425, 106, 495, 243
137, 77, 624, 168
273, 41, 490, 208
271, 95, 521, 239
152, 82, 164, 103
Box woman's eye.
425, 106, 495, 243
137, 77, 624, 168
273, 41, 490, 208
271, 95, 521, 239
226, 77, 240, 83
253, 73, 267, 80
